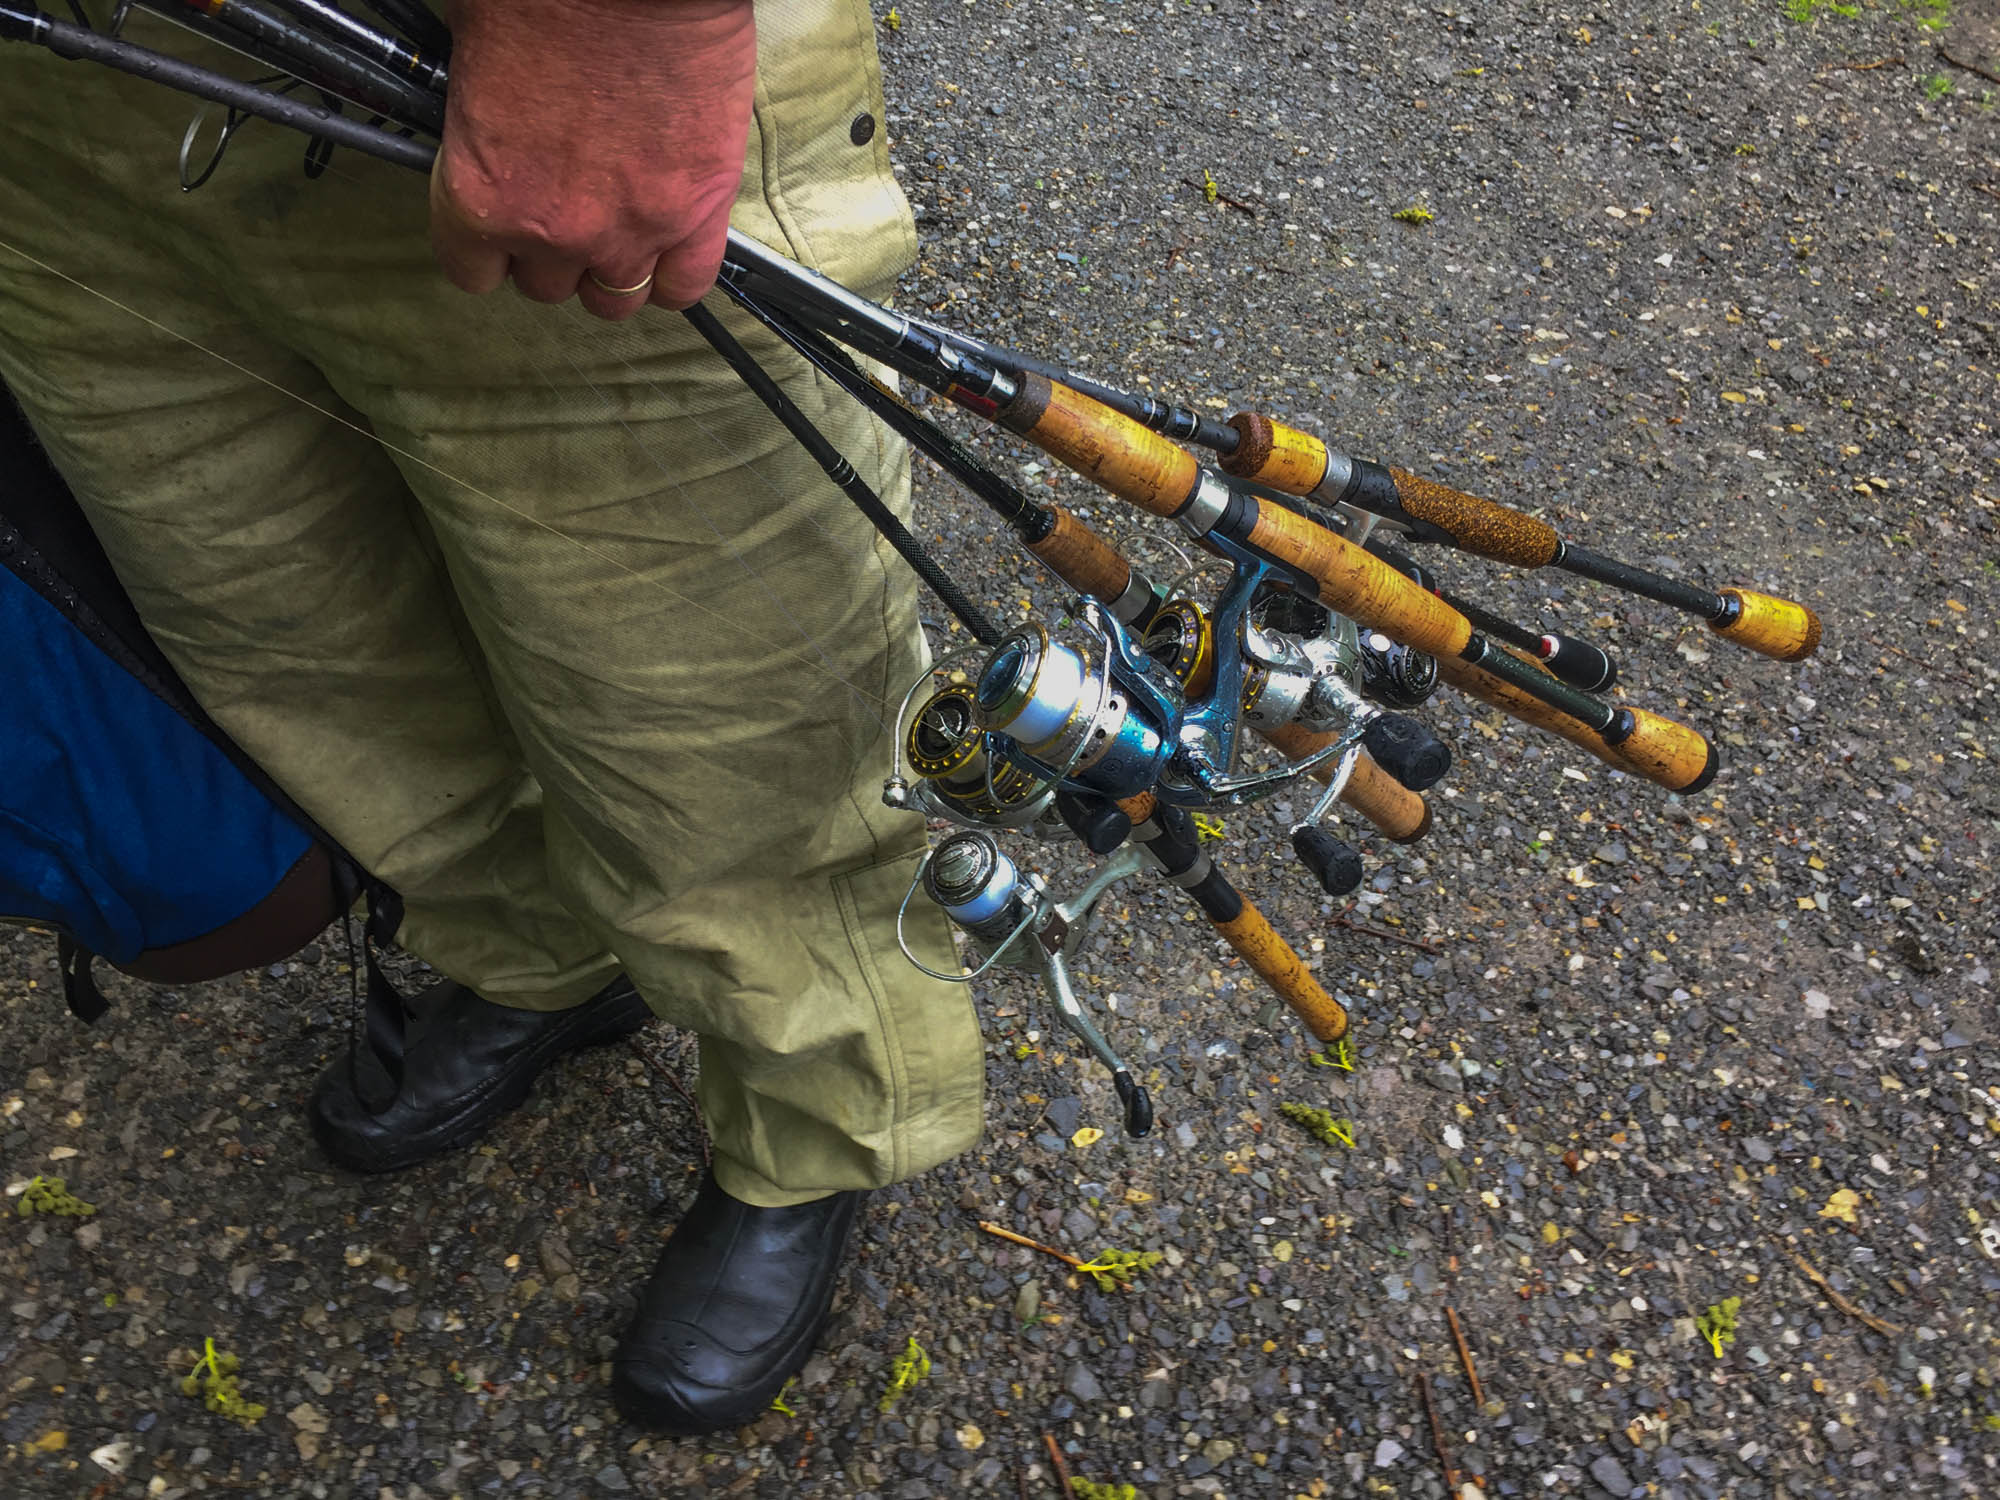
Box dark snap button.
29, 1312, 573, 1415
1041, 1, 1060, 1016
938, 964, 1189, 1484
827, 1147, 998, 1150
849, 113, 877, 146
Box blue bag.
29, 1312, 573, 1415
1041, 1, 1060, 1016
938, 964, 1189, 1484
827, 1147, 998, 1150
1, 389, 362, 1019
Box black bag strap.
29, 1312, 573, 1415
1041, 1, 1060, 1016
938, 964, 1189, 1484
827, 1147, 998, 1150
349, 881, 417, 1113
55, 934, 110, 1023
362, 883, 409, 1069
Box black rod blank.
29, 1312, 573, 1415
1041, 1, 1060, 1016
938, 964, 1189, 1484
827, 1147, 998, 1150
1, 3, 440, 169
718, 282, 1053, 545
681, 302, 1005, 648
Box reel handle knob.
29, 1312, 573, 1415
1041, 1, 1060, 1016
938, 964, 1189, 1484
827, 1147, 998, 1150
1055, 789, 1134, 855
1114, 1069, 1154, 1138
1290, 826, 1365, 898
1362, 713, 1452, 791
1537, 632, 1618, 692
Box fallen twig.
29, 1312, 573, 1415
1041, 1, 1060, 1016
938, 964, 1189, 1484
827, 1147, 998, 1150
1042, 1433, 1075, 1493
979, 1220, 1084, 1270
1881, 640, 1979, 689
1971, 181, 2000, 205
1182, 175, 1259, 215
1937, 45, 2000, 88
1330, 914, 1443, 954
1445, 1306, 1485, 1407
1770, 1235, 1904, 1337
1416, 1371, 1462, 1490
1817, 55, 1903, 72
626, 1034, 710, 1166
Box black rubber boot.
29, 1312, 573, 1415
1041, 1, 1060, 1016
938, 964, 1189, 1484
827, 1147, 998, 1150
610, 1170, 864, 1436
308, 975, 650, 1172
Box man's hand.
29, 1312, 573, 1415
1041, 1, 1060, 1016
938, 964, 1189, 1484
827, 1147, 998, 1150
430, 0, 756, 321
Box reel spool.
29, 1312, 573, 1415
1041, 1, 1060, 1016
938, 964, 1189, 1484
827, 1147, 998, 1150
1139, 598, 1214, 699
922, 830, 1031, 952
903, 681, 1049, 827
967, 623, 1175, 802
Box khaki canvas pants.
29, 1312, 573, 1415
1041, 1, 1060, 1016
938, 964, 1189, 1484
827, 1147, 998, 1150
0, 0, 984, 1204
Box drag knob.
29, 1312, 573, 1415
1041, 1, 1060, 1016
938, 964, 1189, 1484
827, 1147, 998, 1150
1362, 713, 1452, 791
1291, 826, 1365, 897
1359, 630, 1439, 709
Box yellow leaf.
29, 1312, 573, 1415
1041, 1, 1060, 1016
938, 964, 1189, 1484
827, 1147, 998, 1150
1819, 1188, 1861, 1225
1070, 1126, 1104, 1149
27, 1429, 67, 1454
1541, 1221, 1561, 1244
1720, 391, 1749, 403
1608, 1351, 1634, 1369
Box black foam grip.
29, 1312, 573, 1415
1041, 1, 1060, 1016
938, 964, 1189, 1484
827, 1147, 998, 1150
1362, 714, 1453, 791
1539, 633, 1617, 693
1291, 826, 1365, 897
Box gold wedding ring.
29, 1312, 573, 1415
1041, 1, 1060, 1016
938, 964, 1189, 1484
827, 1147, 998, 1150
587, 270, 655, 298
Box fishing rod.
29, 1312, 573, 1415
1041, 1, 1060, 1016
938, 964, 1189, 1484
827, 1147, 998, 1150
895, 317, 1823, 665
1, 2, 1818, 1140
142, 0, 446, 133
260, 0, 449, 88
1365, 538, 1618, 693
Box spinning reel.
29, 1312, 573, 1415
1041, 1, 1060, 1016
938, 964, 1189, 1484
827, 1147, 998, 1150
888, 551, 1455, 1135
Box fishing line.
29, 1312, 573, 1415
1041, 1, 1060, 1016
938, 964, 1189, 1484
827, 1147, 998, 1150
0, 231, 908, 719
498, 315, 903, 743
205, 136, 911, 738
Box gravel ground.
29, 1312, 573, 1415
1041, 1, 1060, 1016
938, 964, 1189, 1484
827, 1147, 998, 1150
5, 1, 1998, 1497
